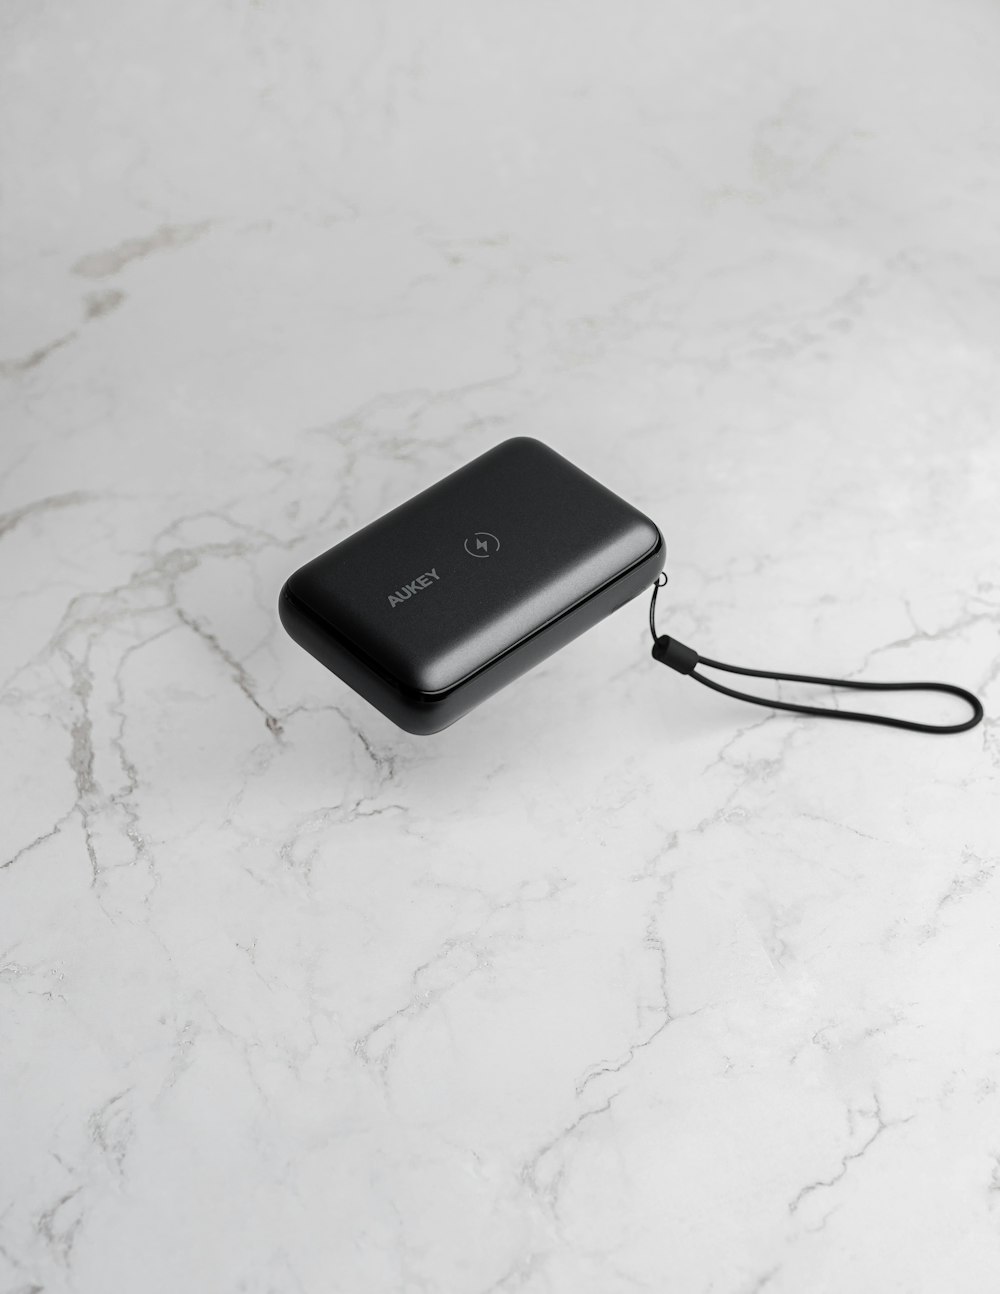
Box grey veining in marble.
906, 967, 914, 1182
2, 1, 999, 1291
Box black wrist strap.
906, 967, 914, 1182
648, 575, 983, 735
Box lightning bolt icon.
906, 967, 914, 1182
465, 531, 499, 557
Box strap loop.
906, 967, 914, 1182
648, 581, 983, 736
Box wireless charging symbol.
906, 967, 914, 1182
464, 531, 500, 558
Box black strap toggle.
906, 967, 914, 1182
651, 635, 699, 675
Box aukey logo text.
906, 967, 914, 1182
388, 568, 440, 608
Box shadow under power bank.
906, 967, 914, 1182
279, 437, 665, 734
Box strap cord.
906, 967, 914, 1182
648, 574, 983, 735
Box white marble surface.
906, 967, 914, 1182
2, 1, 1000, 1290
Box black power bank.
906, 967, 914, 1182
279, 437, 665, 733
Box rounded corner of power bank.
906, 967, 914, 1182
278, 577, 308, 635
647, 522, 666, 565
632, 518, 665, 573
393, 706, 456, 736
495, 435, 555, 462
277, 577, 298, 628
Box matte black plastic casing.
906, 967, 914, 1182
278, 437, 665, 734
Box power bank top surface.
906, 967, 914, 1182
281, 437, 663, 720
